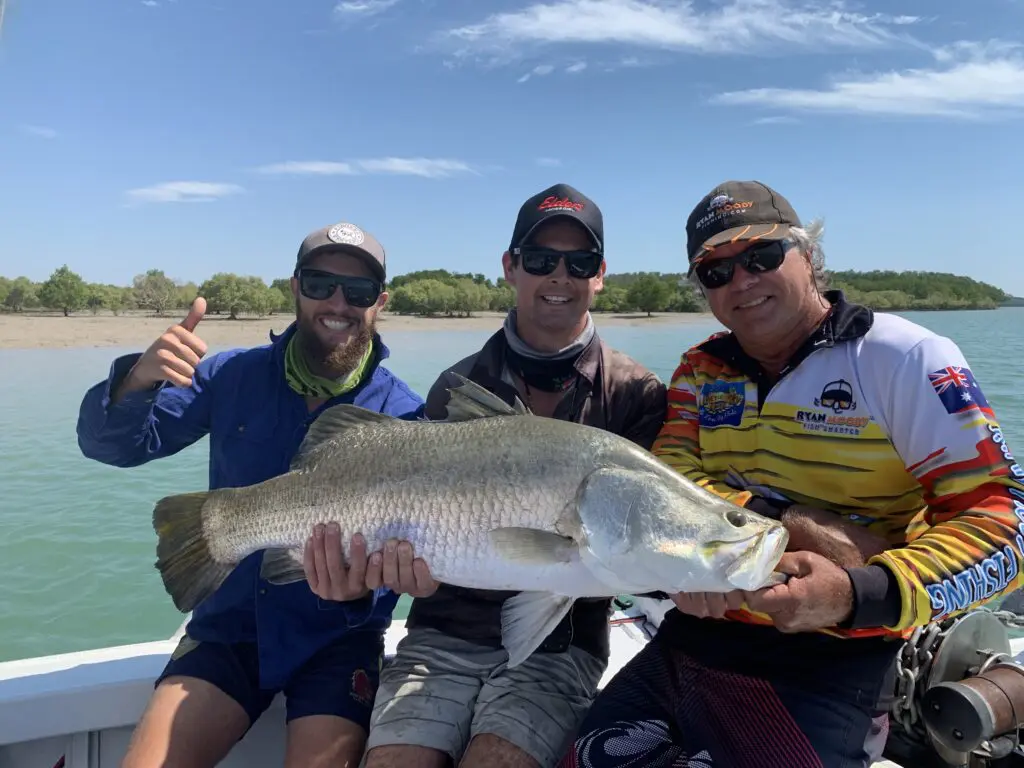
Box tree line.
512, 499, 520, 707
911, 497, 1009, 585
0, 265, 1017, 318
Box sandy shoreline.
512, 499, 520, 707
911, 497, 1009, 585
0, 310, 716, 350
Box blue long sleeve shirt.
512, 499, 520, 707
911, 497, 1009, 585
76, 322, 426, 688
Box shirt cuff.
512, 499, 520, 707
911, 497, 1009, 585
101, 353, 162, 410
841, 564, 902, 629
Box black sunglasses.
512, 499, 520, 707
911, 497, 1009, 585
513, 246, 604, 280
297, 269, 382, 308
694, 240, 790, 290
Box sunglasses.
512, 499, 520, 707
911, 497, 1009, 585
297, 269, 382, 308
694, 240, 789, 290
513, 246, 604, 280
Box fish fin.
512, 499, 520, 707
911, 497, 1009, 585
291, 404, 395, 470
152, 490, 235, 613
442, 372, 530, 421
489, 527, 577, 564
259, 547, 308, 585
500, 591, 575, 668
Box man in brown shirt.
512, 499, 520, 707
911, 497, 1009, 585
361, 183, 667, 768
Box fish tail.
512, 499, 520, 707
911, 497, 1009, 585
152, 490, 234, 613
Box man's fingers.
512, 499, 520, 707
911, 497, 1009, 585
303, 536, 320, 594
725, 590, 746, 612
412, 558, 434, 595
381, 539, 399, 590
155, 347, 196, 381
365, 551, 384, 591
324, 523, 346, 588
396, 542, 415, 590
166, 334, 204, 368
181, 296, 206, 333
311, 524, 331, 597
347, 533, 368, 592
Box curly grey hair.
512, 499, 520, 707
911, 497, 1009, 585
687, 217, 828, 294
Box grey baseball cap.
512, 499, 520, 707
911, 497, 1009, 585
294, 221, 386, 283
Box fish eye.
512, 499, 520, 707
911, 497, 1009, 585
726, 510, 747, 528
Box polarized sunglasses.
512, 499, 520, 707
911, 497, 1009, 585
297, 269, 382, 308
694, 240, 789, 290
513, 246, 604, 280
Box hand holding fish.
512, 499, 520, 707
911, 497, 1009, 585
303, 523, 439, 601
303, 524, 372, 602
118, 297, 208, 398
365, 539, 439, 598
742, 551, 854, 632
669, 590, 746, 619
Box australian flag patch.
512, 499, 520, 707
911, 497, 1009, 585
928, 365, 990, 415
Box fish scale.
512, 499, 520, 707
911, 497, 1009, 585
150, 374, 788, 667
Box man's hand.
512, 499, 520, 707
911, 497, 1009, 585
670, 589, 746, 620
782, 504, 890, 568
367, 538, 439, 598
304, 523, 371, 602
744, 551, 854, 632
303, 524, 439, 601
116, 297, 208, 400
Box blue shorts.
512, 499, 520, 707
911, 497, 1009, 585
156, 632, 382, 731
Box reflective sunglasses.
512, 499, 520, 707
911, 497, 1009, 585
297, 269, 382, 308
513, 246, 604, 280
694, 240, 789, 290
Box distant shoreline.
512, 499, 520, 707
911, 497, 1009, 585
0, 310, 717, 350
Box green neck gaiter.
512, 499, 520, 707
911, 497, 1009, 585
284, 332, 374, 399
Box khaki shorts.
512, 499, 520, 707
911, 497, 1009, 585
364, 626, 607, 767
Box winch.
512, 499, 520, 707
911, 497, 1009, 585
884, 608, 1024, 768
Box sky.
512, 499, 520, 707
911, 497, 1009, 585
1, 0, 1023, 296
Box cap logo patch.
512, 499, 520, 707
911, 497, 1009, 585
538, 195, 584, 213
695, 196, 754, 232
327, 222, 366, 246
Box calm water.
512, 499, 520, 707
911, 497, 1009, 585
1, 309, 1022, 663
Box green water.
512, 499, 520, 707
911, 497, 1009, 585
1, 309, 1022, 663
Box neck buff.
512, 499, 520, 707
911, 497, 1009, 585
284, 332, 374, 399
502, 308, 596, 393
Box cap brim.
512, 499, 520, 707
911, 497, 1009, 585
297, 244, 386, 282
518, 215, 602, 252
688, 223, 792, 273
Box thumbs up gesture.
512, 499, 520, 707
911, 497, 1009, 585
119, 298, 209, 396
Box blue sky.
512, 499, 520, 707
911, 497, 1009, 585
2, 0, 1023, 296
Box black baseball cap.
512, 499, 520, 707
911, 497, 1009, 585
509, 183, 603, 253
686, 180, 802, 273
295, 221, 387, 283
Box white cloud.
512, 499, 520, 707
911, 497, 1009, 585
141, 1, 159, 7
712, 40, 1024, 118
21, 124, 57, 139
536, 157, 562, 166
255, 161, 358, 175
518, 63, 556, 82
442, 0, 920, 59
125, 181, 244, 203
566, 61, 587, 73
752, 115, 801, 124
334, 0, 398, 17
255, 157, 477, 178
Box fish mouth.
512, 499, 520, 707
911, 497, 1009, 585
719, 526, 789, 591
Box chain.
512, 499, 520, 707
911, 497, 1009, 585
891, 620, 952, 741
974, 606, 1024, 632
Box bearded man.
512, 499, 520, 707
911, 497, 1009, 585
76, 221, 425, 768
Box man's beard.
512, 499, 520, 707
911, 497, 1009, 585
295, 303, 376, 380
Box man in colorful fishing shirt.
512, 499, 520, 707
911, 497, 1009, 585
560, 180, 1024, 768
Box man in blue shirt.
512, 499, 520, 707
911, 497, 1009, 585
76, 221, 425, 768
